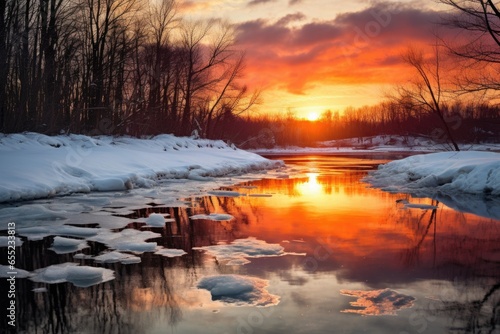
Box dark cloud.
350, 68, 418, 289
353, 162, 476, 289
247, 0, 276, 7
276, 12, 307, 26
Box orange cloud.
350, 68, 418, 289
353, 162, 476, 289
235, 2, 461, 96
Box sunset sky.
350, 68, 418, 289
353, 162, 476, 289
179, 0, 454, 118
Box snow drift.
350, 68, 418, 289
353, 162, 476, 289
364, 152, 500, 196
0, 133, 282, 203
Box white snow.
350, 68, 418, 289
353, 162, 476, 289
0, 133, 282, 203
87, 229, 160, 254
92, 250, 141, 264
49, 236, 89, 254
340, 288, 415, 316
30, 263, 114, 287
189, 213, 234, 221
207, 190, 242, 197
365, 152, 500, 196
0, 265, 31, 278
197, 274, 280, 307
154, 248, 187, 258
250, 135, 499, 155
144, 213, 168, 227
193, 237, 305, 265
0, 236, 23, 247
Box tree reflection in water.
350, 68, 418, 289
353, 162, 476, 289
3, 157, 499, 334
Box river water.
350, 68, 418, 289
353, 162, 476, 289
1, 155, 499, 334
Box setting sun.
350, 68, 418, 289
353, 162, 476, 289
307, 112, 320, 121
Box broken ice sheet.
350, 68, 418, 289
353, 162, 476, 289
189, 213, 234, 221
92, 250, 141, 264
154, 247, 187, 258
49, 236, 89, 254
30, 263, 114, 288
87, 228, 160, 253
197, 274, 280, 307
340, 288, 415, 316
193, 237, 305, 265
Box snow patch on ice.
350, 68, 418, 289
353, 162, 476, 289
0, 265, 31, 278
87, 229, 160, 254
49, 236, 89, 254
190, 213, 234, 221
92, 250, 141, 264
197, 274, 280, 307
340, 288, 415, 316
0, 236, 23, 247
154, 248, 187, 258
30, 263, 114, 287
193, 237, 304, 265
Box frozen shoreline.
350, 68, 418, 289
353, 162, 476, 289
0, 133, 283, 203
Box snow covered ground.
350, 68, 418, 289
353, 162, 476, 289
0, 133, 283, 203
364, 151, 500, 219
251, 135, 500, 155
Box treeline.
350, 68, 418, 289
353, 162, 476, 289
0, 0, 254, 136
223, 100, 500, 148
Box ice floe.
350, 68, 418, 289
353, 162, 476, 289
92, 250, 141, 264
189, 213, 234, 221
340, 288, 415, 316
0, 236, 23, 247
0, 265, 31, 278
87, 229, 160, 253
193, 237, 305, 265
30, 263, 114, 287
197, 274, 280, 307
154, 248, 187, 258
49, 236, 89, 254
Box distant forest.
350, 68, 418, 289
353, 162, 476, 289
0, 0, 499, 148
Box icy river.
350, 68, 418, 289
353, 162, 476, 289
1, 155, 499, 333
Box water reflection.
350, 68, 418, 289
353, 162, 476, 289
0, 156, 499, 333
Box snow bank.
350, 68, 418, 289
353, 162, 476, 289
251, 135, 499, 155
197, 274, 280, 307
365, 152, 500, 196
340, 288, 415, 315
0, 133, 282, 203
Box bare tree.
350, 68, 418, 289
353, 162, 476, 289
394, 46, 460, 151
439, 0, 500, 93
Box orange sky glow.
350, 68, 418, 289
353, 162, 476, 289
179, 0, 459, 118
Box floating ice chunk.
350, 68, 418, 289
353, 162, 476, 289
30, 263, 114, 287
49, 236, 89, 254
88, 229, 161, 254
154, 247, 187, 258
0, 265, 31, 278
0, 236, 23, 247
197, 275, 280, 307
404, 203, 439, 210
208, 191, 241, 197
17, 225, 101, 241
193, 237, 304, 265
190, 213, 234, 221
93, 251, 141, 264
145, 213, 167, 227
340, 288, 415, 315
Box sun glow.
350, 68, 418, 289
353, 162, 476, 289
306, 112, 320, 121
